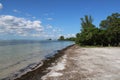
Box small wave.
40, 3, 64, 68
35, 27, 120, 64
45, 50, 60, 58
2, 61, 43, 80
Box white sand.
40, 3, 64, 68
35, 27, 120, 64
42, 46, 120, 80
42, 55, 67, 80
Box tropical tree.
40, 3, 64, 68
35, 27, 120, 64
100, 13, 120, 29
58, 36, 64, 40
76, 13, 120, 46
76, 15, 97, 46
100, 13, 120, 46
80, 15, 95, 31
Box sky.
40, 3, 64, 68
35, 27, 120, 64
0, 0, 120, 40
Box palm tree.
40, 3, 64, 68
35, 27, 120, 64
80, 15, 95, 31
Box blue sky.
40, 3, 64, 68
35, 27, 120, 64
0, 0, 120, 40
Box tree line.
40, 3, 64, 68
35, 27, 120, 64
76, 13, 120, 46
58, 36, 75, 41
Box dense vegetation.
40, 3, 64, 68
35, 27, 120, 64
76, 13, 120, 46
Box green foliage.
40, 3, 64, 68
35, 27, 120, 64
75, 33, 81, 45
80, 15, 95, 31
76, 13, 120, 46
58, 36, 64, 40
100, 13, 120, 29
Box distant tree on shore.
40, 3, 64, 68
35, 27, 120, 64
48, 38, 52, 40
76, 13, 120, 46
58, 36, 65, 40
58, 36, 76, 41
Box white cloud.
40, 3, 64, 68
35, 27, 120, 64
44, 13, 54, 16
0, 15, 64, 39
32, 16, 36, 19
13, 9, 21, 13
0, 15, 67, 39
0, 3, 3, 10
64, 34, 76, 38
26, 13, 32, 17
44, 13, 49, 16
13, 10, 36, 20
52, 28, 63, 33
46, 18, 53, 20
46, 24, 53, 29
0, 15, 43, 36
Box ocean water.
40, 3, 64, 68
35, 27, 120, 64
0, 40, 74, 79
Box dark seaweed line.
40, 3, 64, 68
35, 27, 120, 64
2, 44, 74, 80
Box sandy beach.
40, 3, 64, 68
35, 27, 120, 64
14, 45, 120, 80
42, 45, 120, 80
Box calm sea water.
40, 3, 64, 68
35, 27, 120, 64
0, 40, 74, 79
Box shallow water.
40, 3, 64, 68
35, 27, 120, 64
0, 40, 74, 79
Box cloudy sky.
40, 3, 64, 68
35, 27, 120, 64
0, 0, 120, 40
